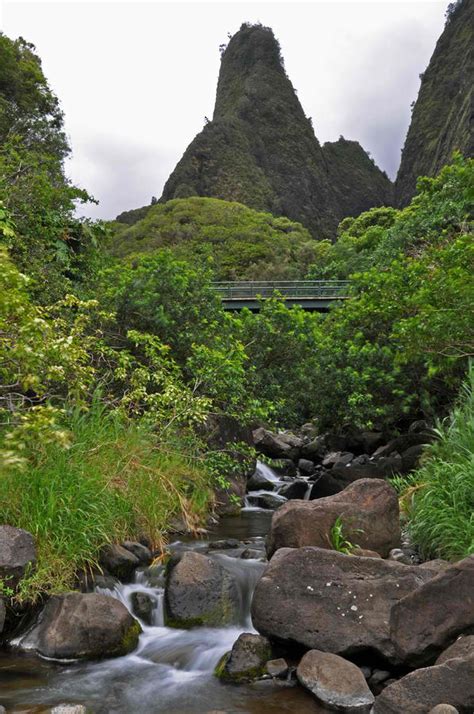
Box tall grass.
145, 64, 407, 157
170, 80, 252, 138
398, 366, 474, 561
0, 403, 213, 599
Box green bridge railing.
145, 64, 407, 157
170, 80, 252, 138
212, 280, 350, 301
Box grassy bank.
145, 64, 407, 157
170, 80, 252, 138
0, 405, 213, 600
395, 366, 474, 562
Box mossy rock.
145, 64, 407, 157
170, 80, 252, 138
214, 633, 272, 683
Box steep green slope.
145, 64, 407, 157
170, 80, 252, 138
395, 0, 473, 206
159, 23, 392, 238
109, 196, 317, 280
322, 138, 393, 221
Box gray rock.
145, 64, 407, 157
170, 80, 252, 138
409, 420, 430, 433
99, 544, 139, 582
50, 706, 88, 714
0, 525, 36, 590
309, 470, 345, 498
296, 649, 374, 711
301, 436, 327, 461
266, 658, 289, 678
390, 555, 474, 666
360, 431, 385, 454
278, 480, 309, 500
369, 669, 392, 686
322, 451, 353, 468
121, 541, 152, 564
165, 551, 239, 628
401, 444, 426, 472
435, 635, 474, 665
215, 633, 271, 682
373, 656, 474, 713
331, 453, 403, 482
246, 492, 287, 510
373, 432, 434, 459
251, 547, 438, 663
240, 548, 263, 560
92, 574, 120, 591
23, 592, 141, 660
300, 423, 319, 439
419, 559, 451, 572
131, 591, 155, 625
267, 478, 401, 558
252, 428, 302, 459
298, 458, 315, 475
428, 706, 460, 714
389, 548, 413, 565
208, 539, 240, 550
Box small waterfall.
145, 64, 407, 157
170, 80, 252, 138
254, 461, 282, 483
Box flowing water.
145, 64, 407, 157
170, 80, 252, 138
0, 465, 325, 714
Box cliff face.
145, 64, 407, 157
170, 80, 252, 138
395, 0, 473, 206
160, 23, 392, 238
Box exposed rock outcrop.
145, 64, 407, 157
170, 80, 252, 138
395, 0, 473, 205
251, 547, 437, 663
159, 23, 392, 237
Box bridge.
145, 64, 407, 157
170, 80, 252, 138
212, 280, 350, 311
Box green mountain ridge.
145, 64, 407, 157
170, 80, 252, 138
395, 0, 473, 205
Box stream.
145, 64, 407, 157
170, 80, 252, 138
0, 465, 325, 713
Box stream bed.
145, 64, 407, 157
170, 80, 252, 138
0, 503, 326, 713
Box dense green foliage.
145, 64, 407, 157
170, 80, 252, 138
109, 196, 317, 279
393, 366, 474, 561
159, 23, 392, 238
0, 33, 101, 302
305, 156, 473, 429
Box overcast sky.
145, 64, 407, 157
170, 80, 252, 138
2, 0, 446, 219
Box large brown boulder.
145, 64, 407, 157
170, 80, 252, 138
0, 525, 36, 589
267, 478, 400, 558
21, 592, 141, 660
251, 547, 437, 663
296, 649, 374, 712
164, 551, 239, 628
390, 556, 474, 666
373, 655, 474, 713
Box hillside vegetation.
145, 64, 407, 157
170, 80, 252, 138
109, 196, 317, 279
